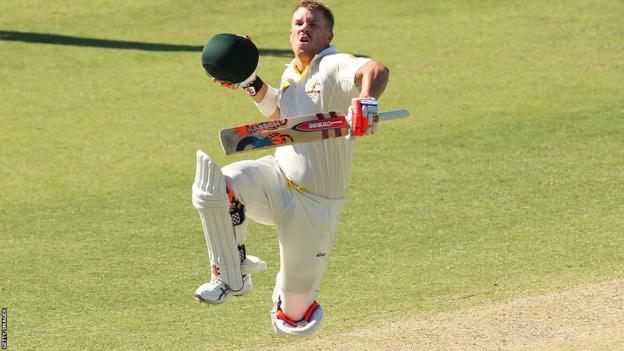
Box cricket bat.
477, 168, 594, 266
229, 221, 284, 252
219, 109, 409, 155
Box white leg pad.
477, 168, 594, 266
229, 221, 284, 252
192, 150, 243, 291
271, 301, 324, 338
241, 255, 268, 275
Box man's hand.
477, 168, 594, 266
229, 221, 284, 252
212, 69, 264, 98
211, 70, 257, 91
348, 97, 379, 137
211, 78, 237, 90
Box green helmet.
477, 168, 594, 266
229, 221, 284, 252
201, 33, 259, 84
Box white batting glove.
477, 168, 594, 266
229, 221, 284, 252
347, 97, 379, 138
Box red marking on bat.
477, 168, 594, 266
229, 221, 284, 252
234, 126, 248, 136
329, 111, 343, 137
293, 117, 347, 132
267, 133, 294, 145
316, 113, 330, 139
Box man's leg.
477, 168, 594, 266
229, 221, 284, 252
192, 150, 266, 304
194, 152, 293, 304
270, 192, 344, 337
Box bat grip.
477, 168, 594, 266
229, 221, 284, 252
378, 109, 410, 121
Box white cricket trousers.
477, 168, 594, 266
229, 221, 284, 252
222, 155, 344, 310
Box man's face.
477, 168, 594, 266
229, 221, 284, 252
289, 7, 333, 64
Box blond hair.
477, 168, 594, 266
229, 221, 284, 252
293, 0, 334, 31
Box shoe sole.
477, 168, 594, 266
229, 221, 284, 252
194, 293, 230, 305
194, 278, 252, 304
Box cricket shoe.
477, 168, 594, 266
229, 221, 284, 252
194, 275, 253, 305
271, 300, 324, 337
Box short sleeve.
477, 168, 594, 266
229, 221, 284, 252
335, 54, 370, 97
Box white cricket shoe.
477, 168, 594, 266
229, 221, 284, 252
194, 275, 253, 305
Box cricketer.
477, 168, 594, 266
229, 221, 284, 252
193, 0, 390, 337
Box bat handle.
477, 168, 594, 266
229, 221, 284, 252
378, 109, 410, 121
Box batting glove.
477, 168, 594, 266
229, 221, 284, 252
347, 97, 379, 138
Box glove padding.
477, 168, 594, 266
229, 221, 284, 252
347, 97, 379, 138
212, 70, 257, 90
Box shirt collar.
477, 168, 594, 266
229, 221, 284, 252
288, 45, 338, 73
314, 45, 337, 59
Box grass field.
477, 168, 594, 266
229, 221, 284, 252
1, 1, 623, 350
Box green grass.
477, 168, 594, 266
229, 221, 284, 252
1, 0, 623, 349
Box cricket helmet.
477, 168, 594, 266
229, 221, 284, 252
201, 33, 259, 84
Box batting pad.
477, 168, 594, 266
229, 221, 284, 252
192, 150, 244, 291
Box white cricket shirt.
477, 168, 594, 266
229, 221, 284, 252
275, 46, 369, 198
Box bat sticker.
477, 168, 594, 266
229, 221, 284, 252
293, 117, 348, 132
236, 133, 295, 151
234, 119, 288, 136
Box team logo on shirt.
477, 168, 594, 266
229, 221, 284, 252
305, 78, 321, 96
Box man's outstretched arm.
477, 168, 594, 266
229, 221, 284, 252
246, 81, 281, 118
355, 60, 390, 99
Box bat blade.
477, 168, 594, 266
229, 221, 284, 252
219, 109, 409, 155
219, 111, 349, 155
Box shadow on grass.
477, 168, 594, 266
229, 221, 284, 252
0, 30, 293, 57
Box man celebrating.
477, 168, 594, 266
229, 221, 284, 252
193, 0, 389, 337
